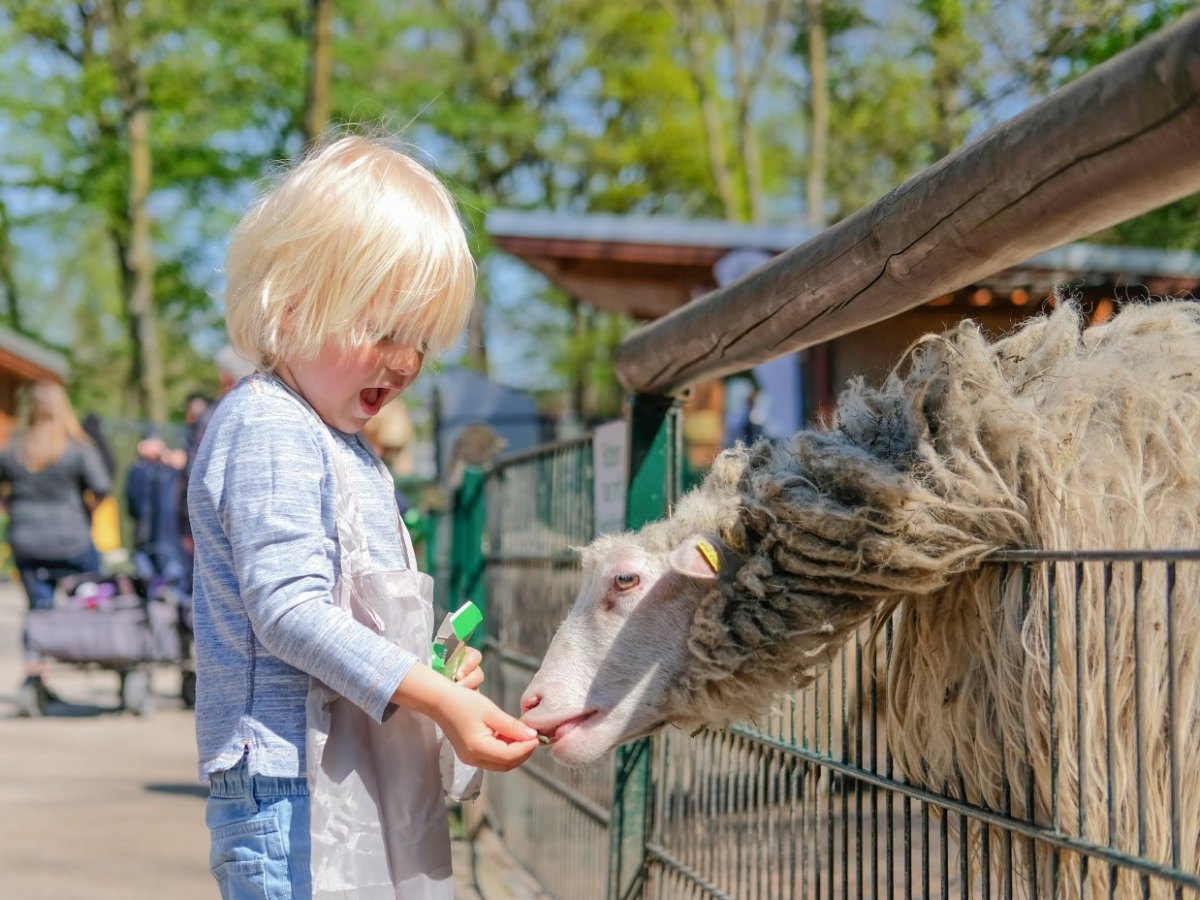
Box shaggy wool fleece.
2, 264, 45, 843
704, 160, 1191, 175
640, 299, 1200, 896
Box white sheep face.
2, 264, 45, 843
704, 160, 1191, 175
520, 533, 718, 766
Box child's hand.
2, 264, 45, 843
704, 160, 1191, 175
452, 647, 484, 691
438, 688, 540, 771
394, 664, 539, 772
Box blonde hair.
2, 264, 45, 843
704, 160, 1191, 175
224, 133, 477, 369
14, 381, 90, 473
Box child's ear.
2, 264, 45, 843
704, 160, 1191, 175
667, 534, 725, 581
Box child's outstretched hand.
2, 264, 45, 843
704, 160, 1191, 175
394, 663, 539, 771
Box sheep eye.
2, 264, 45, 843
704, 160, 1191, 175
613, 573, 640, 591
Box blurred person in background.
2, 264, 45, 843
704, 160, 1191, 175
0, 381, 112, 695
126, 430, 188, 592
82, 411, 124, 567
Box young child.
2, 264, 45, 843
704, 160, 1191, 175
190, 134, 540, 900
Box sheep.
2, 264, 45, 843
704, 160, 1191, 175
520, 299, 1200, 897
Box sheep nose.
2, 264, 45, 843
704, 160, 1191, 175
521, 692, 542, 714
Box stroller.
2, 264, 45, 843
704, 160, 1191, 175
19, 568, 189, 717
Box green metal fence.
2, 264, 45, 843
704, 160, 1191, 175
439, 411, 1200, 899
482, 434, 612, 898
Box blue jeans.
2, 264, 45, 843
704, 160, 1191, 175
207, 757, 311, 900
15, 544, 102, 611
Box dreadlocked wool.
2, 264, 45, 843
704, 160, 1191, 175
641, 299, 1200, 897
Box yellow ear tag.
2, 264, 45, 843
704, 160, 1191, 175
696, 539, 720, 574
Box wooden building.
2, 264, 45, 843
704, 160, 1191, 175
488, 209, 1200, 467
0, 327, 69, 445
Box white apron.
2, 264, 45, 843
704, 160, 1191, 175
305, 434, 453, 899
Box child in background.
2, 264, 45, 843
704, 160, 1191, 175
190, 133, 539, 900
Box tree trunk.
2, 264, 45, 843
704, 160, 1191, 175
671, 0, 738, 218
304, 0, 334, 145
0, 200, 21, 332
570, 298, 586, 425
464, 292, 488, 373
922, 0, 970, 161
805, 0, 829, 229
715, 0, 785, 223
100, 0, 165, 423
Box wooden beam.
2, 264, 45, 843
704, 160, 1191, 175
615, 11, 1200, 396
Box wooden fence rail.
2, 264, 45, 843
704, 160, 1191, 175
615, 10, 1200, 397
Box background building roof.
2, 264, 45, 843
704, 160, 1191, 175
488, 209, 1200, 319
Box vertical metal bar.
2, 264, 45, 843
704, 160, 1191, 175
1133, 561, 1147, 869
1103, 561, 1118, 895
823, 667, 833, 900
756, 742, 767, 900
1133, 560, 1152, 899
885, 616, 895, 900
904, 795, 912, 899
872, 627, 882, 900
699, 732, 713, 896
1048, 561, 1060, 893
957, 769, 971, 900
1075, 561, 1087, 900
1165, 562, 1182, 893
651, 734, 666, 900
979, 814, 989, 897
800, 688, 811, 898
996, 562, 1014, 900
940, 800, 949, 900
721, 733, 735, 898
1023, 563, 1038, 899
789, 734, 800, 900
921, 802, 930, 899
855, 632, 864, 900
840, 648, 849, 900
733, 735, 744, 898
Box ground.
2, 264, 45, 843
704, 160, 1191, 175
0, 579, 549, 900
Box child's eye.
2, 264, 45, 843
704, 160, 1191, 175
377, 332, 427, 355
613, 573, 640, 591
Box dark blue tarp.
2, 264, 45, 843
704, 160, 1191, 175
433, 368, 545, 478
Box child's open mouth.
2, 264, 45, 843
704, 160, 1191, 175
360, 387, 389, 416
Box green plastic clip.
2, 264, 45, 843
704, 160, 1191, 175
431, 600, 483, 679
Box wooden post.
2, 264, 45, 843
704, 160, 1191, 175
615, 11, 1200, 397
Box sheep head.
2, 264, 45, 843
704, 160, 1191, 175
519, 531, 719, 767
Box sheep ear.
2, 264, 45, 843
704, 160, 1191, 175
668, 535, 723, 581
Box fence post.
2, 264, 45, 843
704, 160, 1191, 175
449, 464, 488, 630
608, 393, 681, 900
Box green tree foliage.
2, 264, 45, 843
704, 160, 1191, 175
0, 0, 307, 419
0, 0, 1193, 429
1022, 0, 1200, 250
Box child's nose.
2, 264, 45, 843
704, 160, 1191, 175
387, 345, 424, 378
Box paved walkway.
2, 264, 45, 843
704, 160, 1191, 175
0, 580, 549, 899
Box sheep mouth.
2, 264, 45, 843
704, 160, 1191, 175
547, 710, 598, 742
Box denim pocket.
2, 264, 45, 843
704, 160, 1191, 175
209, 803, 292, 900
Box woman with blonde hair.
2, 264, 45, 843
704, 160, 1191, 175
0, 381, 111, 671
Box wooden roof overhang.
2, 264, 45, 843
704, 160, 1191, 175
489, 233, 723, 320
488, 210, 1200, 326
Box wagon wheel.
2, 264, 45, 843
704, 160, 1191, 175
180, 669, 196, 709
119, 669, 155, 717
15, 676, 48, 718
